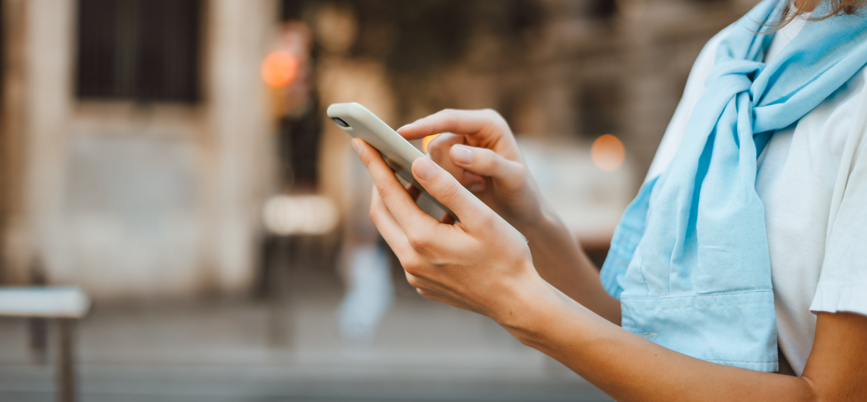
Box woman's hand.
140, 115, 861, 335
352, 137, 549, 325
398, 108, 623, 324
355, 131, 867, 401
397, 109, 544, 229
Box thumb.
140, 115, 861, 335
411, 157, 492, 224
449, 144, 527, 191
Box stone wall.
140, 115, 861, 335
0, 0, 758, 299
0, 0, 277, 300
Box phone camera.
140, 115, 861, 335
332, 117, 350, 128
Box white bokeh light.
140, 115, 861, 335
263, 195, 339, 236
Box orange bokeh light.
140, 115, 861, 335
261, 51, 298, 88
422, 134, 440, 153
591, 134, 625, 172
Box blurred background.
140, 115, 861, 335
0, 0, 755, 400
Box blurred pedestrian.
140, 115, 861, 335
314, 4, 396, 344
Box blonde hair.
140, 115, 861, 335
778, 0, 865, 27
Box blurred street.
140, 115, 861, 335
0, 0, 751, 400
0, 263, 610, 402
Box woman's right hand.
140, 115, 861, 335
398, 109, 544, 229
400, 109, 624, 324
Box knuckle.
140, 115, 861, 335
437, 108, 458, 122
480, 110, 508, 133
482, 108, 501, 119
476, 209, 497, 227
482, 108, 506, 124
441, 108, 458, 115
438, 181, 462, 203
401, 255, 424, 276
406, 230, 431, 253
416, 288, 438, 302
374, 180, 392, 201
478, 149, 499, 170
405, 272, 421, 288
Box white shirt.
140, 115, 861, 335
646, 17, 867, 375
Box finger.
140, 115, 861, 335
369, 186, 414, 258
410, 156, 493, 226
428, 134, 485, 191
353, 138, 441, 233
449, 144, 527, 191
397, 109, 503, 140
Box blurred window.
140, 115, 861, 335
577, 79, 623, 138
587, 0, 617, 19
75, 0, 201, 104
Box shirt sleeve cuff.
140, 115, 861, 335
810, 282, 867, 316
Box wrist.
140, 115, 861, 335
492, 269, 563, 344
517, 203, 577, 254
516, 201, 558, 239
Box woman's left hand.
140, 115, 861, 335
352, 137, 546, 324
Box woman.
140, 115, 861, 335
352, 0, 867, 399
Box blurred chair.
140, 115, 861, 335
0, 287, 90, 402
261, 194, 339, 345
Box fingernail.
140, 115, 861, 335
397, 122, 418, 132
413, 158, 438, 181
451, 145, 473, 165
351, 138, 362, 155
469, 182, 484, 192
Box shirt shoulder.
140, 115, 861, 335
810, 65, 867, 317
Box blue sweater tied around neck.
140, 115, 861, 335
600, 0, 867, 371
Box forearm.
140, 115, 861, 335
505, 284, 816, 402
520, 202, 621, 324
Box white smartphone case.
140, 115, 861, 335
327, 102, 456, 220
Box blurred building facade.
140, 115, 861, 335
0, 0, 277, 299
0, 0, 751, 300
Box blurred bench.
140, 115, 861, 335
0, 287, 90, 402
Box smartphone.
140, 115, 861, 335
327, 102, 457, 220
